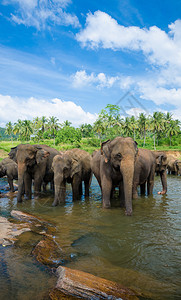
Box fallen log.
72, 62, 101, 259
50, 266, 139, 300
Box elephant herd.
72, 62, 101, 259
0, 137, 180, 216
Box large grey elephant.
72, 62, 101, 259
8, 144, 59, 202
0, 157, 18, 192
91, 137, 138, 216
52, 148, 92, 206
133, 149, 167, 198
167, 156, 181, 175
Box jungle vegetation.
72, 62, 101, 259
1, 104, 181, 154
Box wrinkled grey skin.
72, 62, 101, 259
167, 157, 181, 175
9, 144, 59, 202
133, 149, 167, 198
0, 157, 18, 192
52, 149, 92, 206
91, 137, 138, 216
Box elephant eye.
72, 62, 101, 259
116, 153, 122, 160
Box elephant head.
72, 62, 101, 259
9, 144, 50, 202
101, 137, 138, 216
0, 164, 6, 177
52, 153, 81, 205
174, 160, 181, 175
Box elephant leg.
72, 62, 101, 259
119, 181, 125, 207
140, 183, 146, 196
24, 172, 32, 199
7, 177, 14, 192
34, 180, 42, 198
72, 175, 81, 201
84, 179, 90, 197
132, 182, 139, 199
147, 173, 155, 195
79, 182, 83, 196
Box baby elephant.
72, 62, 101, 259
52, 149, 92, 205
0, 157, 18, 192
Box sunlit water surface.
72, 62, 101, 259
0, 175, 181, 300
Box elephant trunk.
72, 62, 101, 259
160, 170, 167, 194
53, 174, 66, 206
17, 162, 26, 202
120, 159, 134, 216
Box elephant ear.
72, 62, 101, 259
101, 139, 111, 163
134, 141, 138, 157
35, 148, 50, 165
161, 154, 167, 166
8, 146, 18, 162
70, 157, 81, 177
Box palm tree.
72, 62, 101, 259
129, 116, 138, 141
93, 118, 105, 142
150, 112, 164, 149
5, 121, 13, 143
40, 116, 48, 133
167, 119, 181, 146
21, 120, 33, 141
63, 120, 72, 127
122, 117, 132, 137
48, 116, 60, 144
13, 119, 23, 140
138, 113, 149, 146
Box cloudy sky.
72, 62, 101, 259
0, 0, 181, 127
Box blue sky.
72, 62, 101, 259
0, 0, 181, 127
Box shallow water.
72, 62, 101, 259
0, 175, 181, 300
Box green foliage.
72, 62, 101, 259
55, 126, 82, 145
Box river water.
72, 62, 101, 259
0, 175, 181, 300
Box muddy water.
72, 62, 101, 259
0, 175, 181, 300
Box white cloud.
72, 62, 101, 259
3, 0, 80, 29
72, 70, 120, 88
76, 11, 181, 111
76, 11, 181, 67
0, 94, 97, 127
72, 70, 135, 90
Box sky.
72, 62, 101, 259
1, 0, 181, 127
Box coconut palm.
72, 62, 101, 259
138, 113, 149, 146
48, 116, 60, 144
21, 120, 33, 141
167, 119, 181, 146
150, 112, 164, 149
5, 121, 13, 143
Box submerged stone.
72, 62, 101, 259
50, 266, 140, 300
32, 237, 70, 267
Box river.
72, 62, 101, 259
0, 175, 181, 300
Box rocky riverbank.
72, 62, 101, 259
0, 210, 141, 299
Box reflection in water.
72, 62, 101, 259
0, 176, 181, 299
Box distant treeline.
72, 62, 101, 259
2, 104, 181, 149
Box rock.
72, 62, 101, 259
0, 216, 31, 246
50, 266, 139, 300
32, 237, 70, 267
10, 210, 56, 236
11, 210, 47, 224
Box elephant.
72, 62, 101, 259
167, 158, 181, 175
132, 149, 167, 198
0, 157, 18, 192
91, 137, 138, 216
52, 148, 92, 206
8, 144, 59, 202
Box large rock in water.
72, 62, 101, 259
50, 266, 139, 300
32, 237, 70, 267
0, 216, 31, 246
